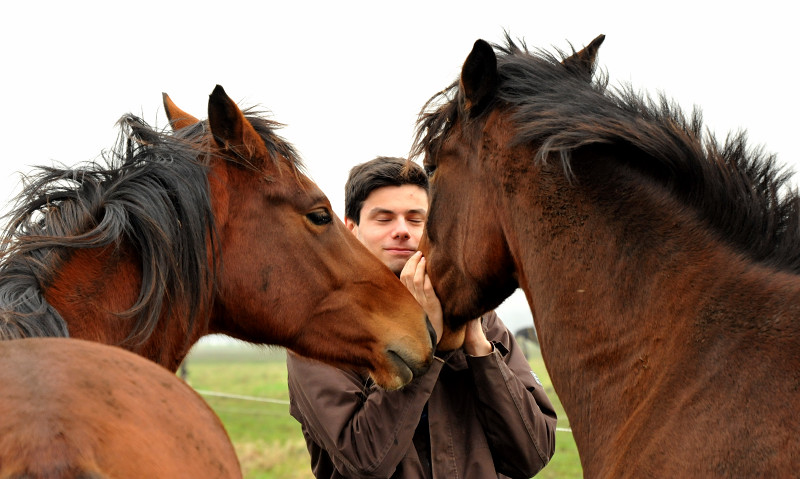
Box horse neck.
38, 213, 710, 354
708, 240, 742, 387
498, 149, 800, 470
43, 242, 206, 371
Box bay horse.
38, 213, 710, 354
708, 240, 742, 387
0, 85, 433, 390
414, 35, 800, 477
0, 337, 242, 478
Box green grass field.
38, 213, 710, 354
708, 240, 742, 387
185, 341, 582, 478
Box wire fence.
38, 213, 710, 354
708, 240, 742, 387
195, 388, 573, 434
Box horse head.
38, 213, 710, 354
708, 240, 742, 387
164, 86, 435, 389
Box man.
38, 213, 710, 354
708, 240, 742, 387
287, 156, 557, 478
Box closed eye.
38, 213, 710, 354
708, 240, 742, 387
306, 208, 332, 226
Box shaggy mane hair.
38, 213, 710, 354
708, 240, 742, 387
415, 34, 800, 273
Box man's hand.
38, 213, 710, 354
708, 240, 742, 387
463, 318, 493, 357
400, 252, 443, 345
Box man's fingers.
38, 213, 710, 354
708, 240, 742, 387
414, 257, 427, 290
423, 273, 435, 295
400, 252, 421, 287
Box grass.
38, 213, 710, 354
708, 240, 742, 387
185, 340, 582, 478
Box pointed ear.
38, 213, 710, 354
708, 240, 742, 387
562, 34, 605, 82
460, 39, 498, 117
162, 92, 200, 130
207, 84, 270, 168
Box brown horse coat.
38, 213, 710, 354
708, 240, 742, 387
0, 85, 433, 390
0, 338, 241, 478
415, 34, 800, 477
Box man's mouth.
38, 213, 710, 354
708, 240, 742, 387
385, 248, 415, 255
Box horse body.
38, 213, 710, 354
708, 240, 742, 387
416, 36, 800, 476
0, 338, 241, 478
505, 147, 800, 476
1, 85, 433, 389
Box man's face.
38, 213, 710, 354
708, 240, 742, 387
346, 184, 428, 275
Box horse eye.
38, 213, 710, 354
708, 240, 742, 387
424, 164, 437, 177
306, 209, 332, 226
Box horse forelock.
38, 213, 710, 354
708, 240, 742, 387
415, 35, 800, 273
413, 34, 609, 161
0, 115, 216, 347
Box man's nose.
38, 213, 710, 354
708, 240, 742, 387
392, 218, 411, 240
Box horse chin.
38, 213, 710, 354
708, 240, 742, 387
371, 346, 434, 391
370, 352, 410, 391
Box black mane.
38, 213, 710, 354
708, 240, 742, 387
0, 106, 305, 343
415, 35, 800, 273
0, 106, 304, 344
0, 115, 215, 343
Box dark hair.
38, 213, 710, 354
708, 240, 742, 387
344, 156, 429, 224
414, 34, 800, 273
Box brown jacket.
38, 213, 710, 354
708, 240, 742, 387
287, 311, 557, 478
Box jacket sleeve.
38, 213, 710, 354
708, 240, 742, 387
465, 311, 558, 477
287, 351, 444, 478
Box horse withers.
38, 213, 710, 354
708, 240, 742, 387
0, 85, 434, 390
414, 34, 800, 477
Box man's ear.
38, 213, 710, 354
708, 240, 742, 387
344, 217, 359, 236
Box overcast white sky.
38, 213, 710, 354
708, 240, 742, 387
1, 1, 797, 333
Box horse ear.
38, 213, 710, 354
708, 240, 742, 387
562, 34, 605, 82
207, 84, 270, 168
460, 39, 498, 117
162, 93, 200, 130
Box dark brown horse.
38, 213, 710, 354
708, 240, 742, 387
414, 35, 800, 477
0, 85, 433, 390
0, 337, 242, 478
